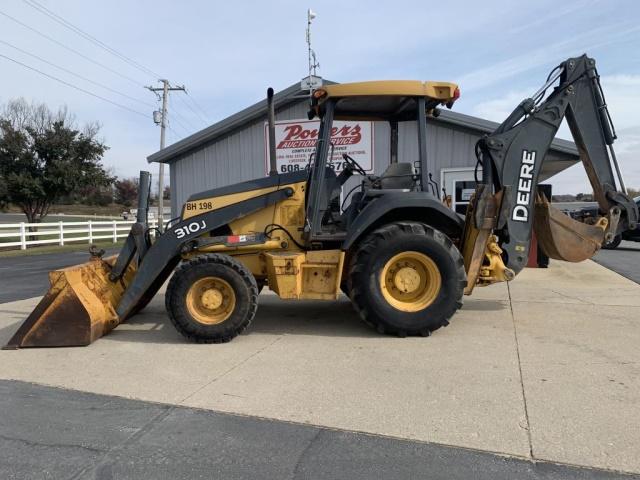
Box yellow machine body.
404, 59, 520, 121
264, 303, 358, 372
264, 250, 345, 300
181, 179, 346, 299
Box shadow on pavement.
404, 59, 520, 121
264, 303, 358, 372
105, 295, 376, 344
0, 320, 23, 346
460, 299, 507, 312
1, 294, 508, 347
248, 295, 375, 338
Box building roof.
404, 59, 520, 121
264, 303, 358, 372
147, 81, 334, 164
148, 80, 578, 164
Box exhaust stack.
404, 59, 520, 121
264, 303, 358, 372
267, 87, 278, 176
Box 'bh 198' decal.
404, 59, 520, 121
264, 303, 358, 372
512, 149, 536, 222
175, 220, 207, 239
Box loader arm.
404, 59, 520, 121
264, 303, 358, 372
463, 55, 639, 292
5, 187, 294, 348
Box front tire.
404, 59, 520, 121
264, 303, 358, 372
349, 222, 466, 337
166, 254, 258, 343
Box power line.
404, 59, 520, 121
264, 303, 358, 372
166, 119, 182, 141
0, 9, 144, 87
162, 86, 199, 132
177, 91, 209, 125
22, 0, 161, 79
17, 1, 213, 130
185, 91, 210, 121
147, 81, 198, 132
167, 119, 182, 143
0, 52, 148, 118
171, 108, 199, 131
175, 93, 207, 125
168, 108, 193, 134
0, 38, 155, 109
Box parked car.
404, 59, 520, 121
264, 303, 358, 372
122, 209, 155, 221
568, 196, 640, 249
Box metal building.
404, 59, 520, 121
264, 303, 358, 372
148, 81, 579, 217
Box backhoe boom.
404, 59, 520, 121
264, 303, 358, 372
465, 55, 638, 289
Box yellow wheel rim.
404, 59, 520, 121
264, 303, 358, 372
186, 277, 236, 325
380, 251, 441, 312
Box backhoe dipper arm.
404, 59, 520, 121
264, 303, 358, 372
476, 55, 638, 276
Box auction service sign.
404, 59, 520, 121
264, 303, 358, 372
264, 119, 374, 175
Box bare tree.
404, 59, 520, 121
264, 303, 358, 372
2, 98, 73, 134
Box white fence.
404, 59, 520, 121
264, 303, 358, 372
0, 219, 158, 250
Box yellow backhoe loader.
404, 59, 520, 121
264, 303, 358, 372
5, 54, 638, 348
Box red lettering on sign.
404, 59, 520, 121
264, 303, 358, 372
277, 123, 362, 149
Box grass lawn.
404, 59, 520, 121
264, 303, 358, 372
4, 203, 129, 218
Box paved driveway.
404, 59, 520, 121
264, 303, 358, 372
2, 379, 635, 480
0, 249, 119, 303
593, 240, 640, 284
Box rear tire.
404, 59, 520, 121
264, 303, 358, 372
349, 222, 465, 337
166, 254, 258, 343
602, 234, 622, 250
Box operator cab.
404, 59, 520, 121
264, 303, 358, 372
303, 80, 461, 242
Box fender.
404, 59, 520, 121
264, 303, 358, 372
342, 191, 464, 250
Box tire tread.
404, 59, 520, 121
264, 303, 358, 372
165, 254, 258, 343
349, 221, 465, 337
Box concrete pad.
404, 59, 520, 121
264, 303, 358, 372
509, 260, 640, 307
508, 260, 640, 473
0, 289, 530, 459
0, 298, 279, 404
183, 294, 529, 456
512, 300, 640, 473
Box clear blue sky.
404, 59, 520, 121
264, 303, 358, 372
1, 0, 638, 194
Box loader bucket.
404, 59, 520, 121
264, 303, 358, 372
533, 197, 607, 262
3, 255, 137, 349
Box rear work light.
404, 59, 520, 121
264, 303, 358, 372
446, 87, 461, 109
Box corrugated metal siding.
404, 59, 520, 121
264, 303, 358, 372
170, 102, 309, 213
169, 100, 577, 215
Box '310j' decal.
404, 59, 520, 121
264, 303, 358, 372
175, 220, 207, 239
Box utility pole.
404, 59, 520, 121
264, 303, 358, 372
146, 79, 185, 231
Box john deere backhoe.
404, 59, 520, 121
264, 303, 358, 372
6, 54, 638, 348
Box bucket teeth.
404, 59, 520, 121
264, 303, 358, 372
4, 255, 136, 349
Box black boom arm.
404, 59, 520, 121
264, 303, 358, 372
477, 54, 638, 275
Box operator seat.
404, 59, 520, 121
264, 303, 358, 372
378, 162, 416, 189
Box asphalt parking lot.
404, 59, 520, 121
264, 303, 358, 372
593, 240, 640, 284
0, 249, 119, 303
1, 251, 639, 479
2, 380, 635, 480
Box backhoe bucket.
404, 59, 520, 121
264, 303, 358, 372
4, 255, 137, 349
533, 197, 607, 262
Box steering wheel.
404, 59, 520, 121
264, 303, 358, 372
342, 154, 368, 176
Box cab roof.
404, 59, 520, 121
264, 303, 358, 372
320, 80, 459, 100
313, 80, 460, 121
